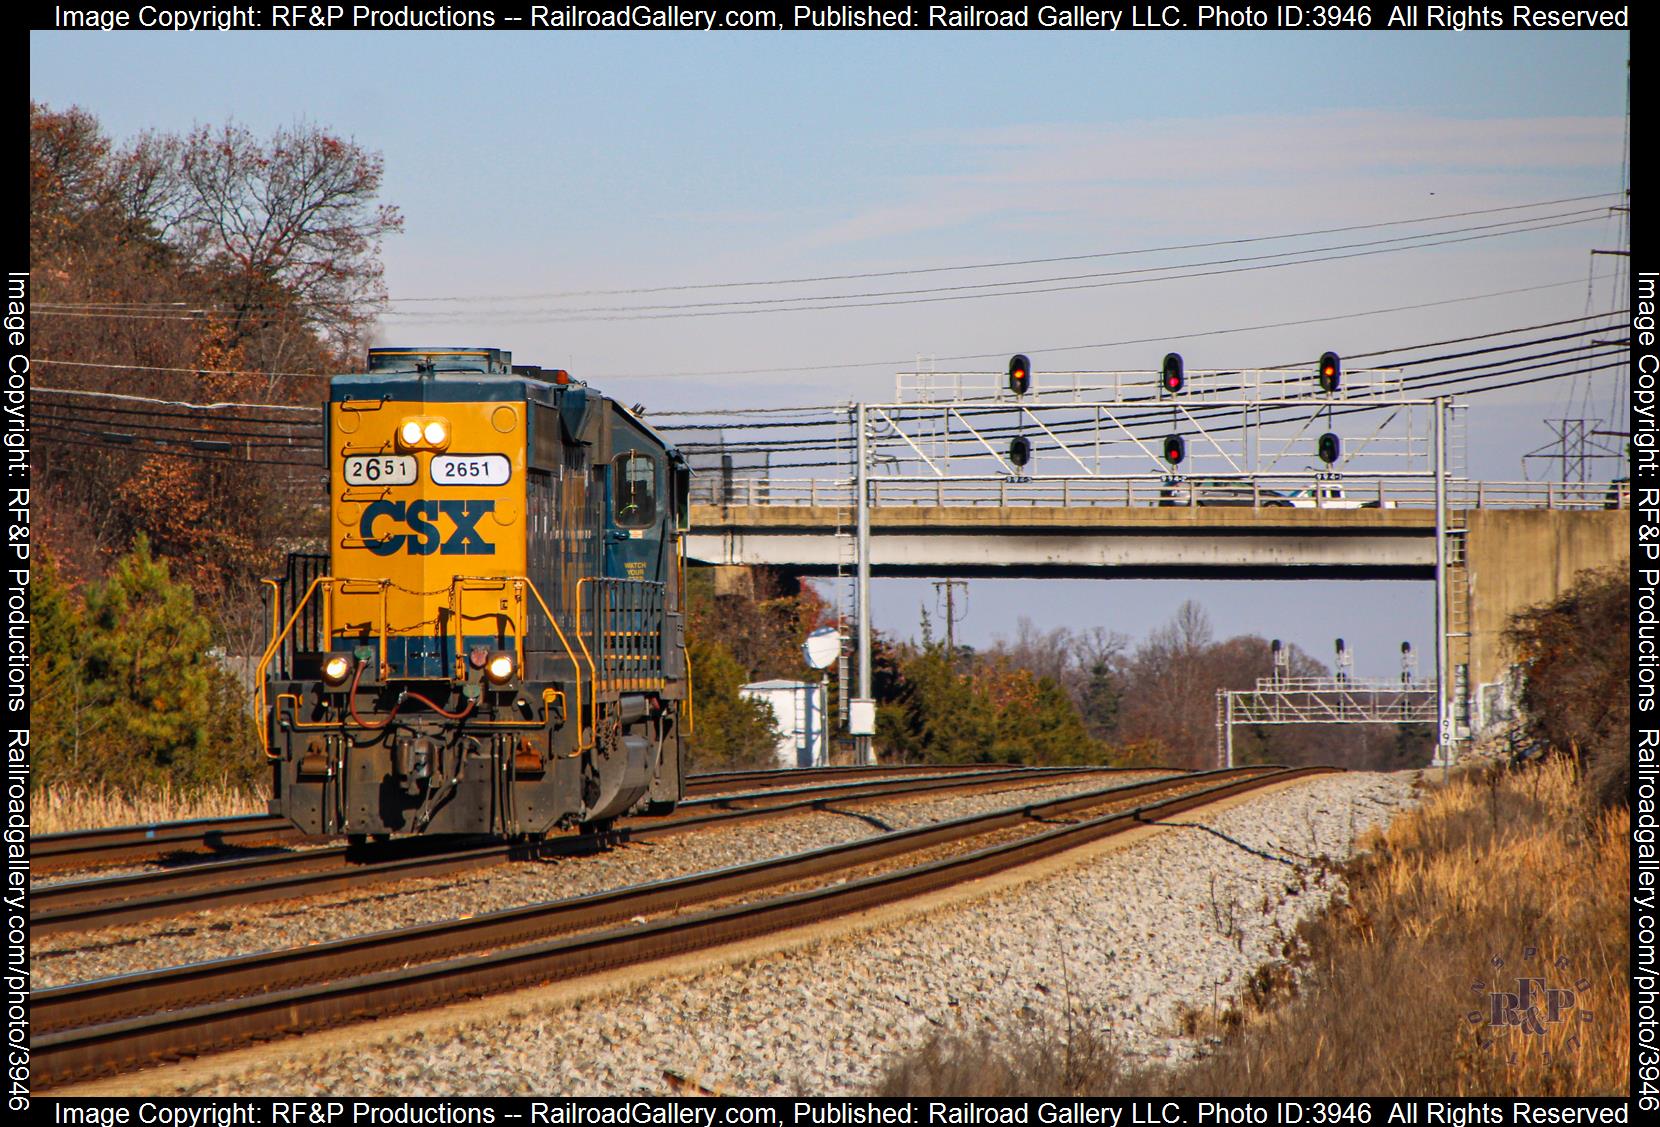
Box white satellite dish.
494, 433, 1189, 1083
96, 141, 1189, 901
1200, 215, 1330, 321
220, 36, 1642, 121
802, 626, 842, 670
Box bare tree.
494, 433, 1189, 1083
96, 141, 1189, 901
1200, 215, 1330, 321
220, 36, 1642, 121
176, 120, 404, 354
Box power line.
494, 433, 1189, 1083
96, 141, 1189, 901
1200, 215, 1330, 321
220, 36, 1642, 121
37, 191, 1620, 309
31, 382, 324, 408
371, 214, 1607, 323
602, 274, 1617, 379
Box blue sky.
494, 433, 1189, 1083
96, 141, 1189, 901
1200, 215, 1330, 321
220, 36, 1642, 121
29, 29, 1630, 669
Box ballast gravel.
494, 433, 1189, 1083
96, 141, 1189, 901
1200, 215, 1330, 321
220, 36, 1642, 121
34, 772, 1171, 988
154, 769, 1418, 1096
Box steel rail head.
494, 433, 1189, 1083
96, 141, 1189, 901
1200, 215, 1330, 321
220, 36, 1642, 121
33, 765, 1323, 1087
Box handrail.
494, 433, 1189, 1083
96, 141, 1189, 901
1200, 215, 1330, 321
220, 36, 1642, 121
254, 575, 331, 759
576, 576, 667, 694
689, 475, 1631, 511
256, 573, 598, 757
259, 578, 282, 673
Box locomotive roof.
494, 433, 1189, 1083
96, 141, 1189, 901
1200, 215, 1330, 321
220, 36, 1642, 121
328, 371, 684, 464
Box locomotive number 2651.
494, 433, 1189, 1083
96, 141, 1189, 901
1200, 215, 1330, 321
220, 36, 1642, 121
343, 455, 417, 485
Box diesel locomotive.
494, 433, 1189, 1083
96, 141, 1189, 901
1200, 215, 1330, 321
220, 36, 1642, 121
258, 347, 690, 839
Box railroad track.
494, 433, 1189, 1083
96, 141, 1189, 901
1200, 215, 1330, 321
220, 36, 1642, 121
34, 764, 1330, 1089
29, 763, 1053, 875
31, 764, 1146, 936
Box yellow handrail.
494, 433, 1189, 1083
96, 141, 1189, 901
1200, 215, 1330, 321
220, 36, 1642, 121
259, 578, 281, 657
254, 575, 330, 758
257, 573, 605, 758
517, 579, 594, 750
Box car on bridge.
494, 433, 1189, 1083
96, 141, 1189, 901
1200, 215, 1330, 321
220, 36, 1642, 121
1281, 484, 1393, 509
1157, 479, 1293, 508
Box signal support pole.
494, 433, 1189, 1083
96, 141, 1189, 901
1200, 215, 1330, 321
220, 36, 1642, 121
1433, 396, 1450, 778
855, 402, 873, 765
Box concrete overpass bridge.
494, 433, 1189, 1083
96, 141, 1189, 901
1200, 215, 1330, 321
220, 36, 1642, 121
685, 475, 1631, 750
674, 377, 1629, 761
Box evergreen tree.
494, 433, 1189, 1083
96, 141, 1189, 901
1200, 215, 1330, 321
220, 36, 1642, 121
78, 537, 259, 789
684, 635, 782, 770
28, 552, 93, 789
1078, 659, 1121, 741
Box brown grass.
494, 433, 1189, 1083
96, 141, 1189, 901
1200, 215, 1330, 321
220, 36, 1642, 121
32, 778, 268, 835
875, 759, 1629, 1097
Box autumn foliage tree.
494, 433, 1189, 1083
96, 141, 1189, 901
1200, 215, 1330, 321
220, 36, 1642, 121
32, 103, 400, 593
30, 103, 401, 795
680, 566, 833, 767
1504, 564, 1630, 807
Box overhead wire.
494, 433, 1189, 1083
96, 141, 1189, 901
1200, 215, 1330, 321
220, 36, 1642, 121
372, 213, 1610, 323
36, 191, 1620, 310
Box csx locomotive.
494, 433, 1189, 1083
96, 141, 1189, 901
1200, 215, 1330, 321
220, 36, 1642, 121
258, 347, 690, 839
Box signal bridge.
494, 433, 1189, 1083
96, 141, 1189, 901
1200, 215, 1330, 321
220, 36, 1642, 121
1215, 676, 1440, 770
682, 360, 1630, 766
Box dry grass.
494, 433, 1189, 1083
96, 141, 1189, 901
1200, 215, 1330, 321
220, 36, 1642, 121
32, 778, 268, 835
876, 760, 1629, 1097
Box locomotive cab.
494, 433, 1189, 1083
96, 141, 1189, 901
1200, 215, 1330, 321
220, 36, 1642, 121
257, 347, 690, 839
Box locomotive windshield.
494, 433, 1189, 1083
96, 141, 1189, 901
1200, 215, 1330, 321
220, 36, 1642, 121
613, 451, 658, 527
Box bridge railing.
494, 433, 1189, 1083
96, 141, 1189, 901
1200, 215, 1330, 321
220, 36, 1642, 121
691, 475, 1629, 511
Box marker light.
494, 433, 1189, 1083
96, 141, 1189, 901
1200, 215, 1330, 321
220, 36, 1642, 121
484, 651, 517, 684
322, 653, 355, 686
400, 420, 423, 445
423, 420, 448, 446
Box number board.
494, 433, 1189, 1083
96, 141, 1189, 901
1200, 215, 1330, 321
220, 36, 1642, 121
343, 455, 417, 485
431, 454, 512, 486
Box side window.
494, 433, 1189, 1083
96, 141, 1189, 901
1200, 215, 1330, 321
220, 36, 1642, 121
613, 451, 657, 528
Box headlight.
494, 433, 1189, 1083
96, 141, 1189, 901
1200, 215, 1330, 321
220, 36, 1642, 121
322, 653, 355, 686
397, 416, 450, 449
484, 651, 516, 684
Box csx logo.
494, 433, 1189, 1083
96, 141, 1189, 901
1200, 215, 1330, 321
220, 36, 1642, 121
360, 500, 495, 556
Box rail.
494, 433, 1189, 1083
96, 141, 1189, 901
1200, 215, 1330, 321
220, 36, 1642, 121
691, 475, 1630, 511
33, 765, 1319, 1087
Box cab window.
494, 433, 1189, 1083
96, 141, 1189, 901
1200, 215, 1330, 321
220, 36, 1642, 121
613, 451, 657, 528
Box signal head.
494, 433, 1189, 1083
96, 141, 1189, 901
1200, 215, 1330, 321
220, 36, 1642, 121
1318, 351, 1341, 394
1008, 435, 1032, 468
1007, 354, 1032, 396
1161, 352, 1185, 394
1161, 434, 1186, 466
1317, 431, 1341, 465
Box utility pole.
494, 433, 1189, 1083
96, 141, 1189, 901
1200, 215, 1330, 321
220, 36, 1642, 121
855, 402, 873, 766
1433, 396, 1450, 779
932, 579, 968, 664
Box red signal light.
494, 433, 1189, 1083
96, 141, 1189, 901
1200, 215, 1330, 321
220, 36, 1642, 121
1317, 352, 1341, 394
1007, 354, 1032, 396
1161, 352, 1185, 394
